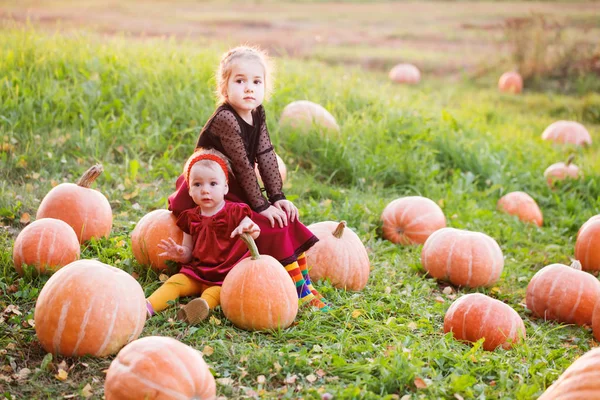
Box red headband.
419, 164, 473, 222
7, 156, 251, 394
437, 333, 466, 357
185, 153, 229, 185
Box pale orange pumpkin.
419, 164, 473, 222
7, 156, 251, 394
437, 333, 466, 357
34, 259, 146, 357
538, 347, 600, 399
36, 164, 112, 243
498, 71, 523, 94
544, 154, 581, 186
421, 227, 504, 287
541, 120, 592, 146
497, 191, 543, 226
306, 221, 370, 291
444, 293, 525, 351
105, 336, 216, 400
12, 218, 80, 275
220, 234, 298, 331
255, 153, 287, 184
389, 63, 421, 84
131, 209, 185, 270
575, 216, 600, 272
526, 260, 600, 326
381, 196, 446, 245
279, 100, 339, 133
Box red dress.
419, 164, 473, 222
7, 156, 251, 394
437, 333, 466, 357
176, 201, 252, 285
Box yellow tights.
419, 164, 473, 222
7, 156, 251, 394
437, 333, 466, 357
147, 273, 221, 313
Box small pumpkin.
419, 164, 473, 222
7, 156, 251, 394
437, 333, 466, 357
421, 227, 504, 287
131, 209, 185, 270
36, 164, 112, 243
220, 234, 298, 331
34, 259, 146, 357
498, 71, 523, 94
497, 191, 543, 226
444, 293, 526, 351
592, 301, 600, 342
526, 260, 600, 326
104, 336, 216, 400
12, 218, 80, 275
538, 347, 600, 399
306, 221, 370, 291
389, 63, 421, 84
279, 100, 339, 133
544, 154, 581, 186
381, 196, 446, 245
255, 152, 287, 184
541, 120, 592, 147
575, 216, 600, 272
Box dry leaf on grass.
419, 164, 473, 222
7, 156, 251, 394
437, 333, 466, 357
414, 377, 427, 389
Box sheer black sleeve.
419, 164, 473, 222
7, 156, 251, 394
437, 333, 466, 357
256, 106, 286, 204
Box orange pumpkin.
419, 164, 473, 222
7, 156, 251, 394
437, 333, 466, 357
526, 260, 600, 326
541, 120, 592, 146
220, 234, 298, 331
444, 293, 526, 351
498, 71, 523, 94
279, 100, 339, 133
105, 336, 216, 400
306, 221, 370, 291
255, 153, 287, 184
538, 347, 600, 399
497, 191, 543, 226
389, 63, 421, 84
421, 227, 504, 287
12, 218, 80, 275
381, 196, 446, 245
544, 155, 581, 186
36, 164, 112, 243
34, 259, 146, 357
131, 209, 185, 270
592, 301, 600, 342
575, 216, 600, 272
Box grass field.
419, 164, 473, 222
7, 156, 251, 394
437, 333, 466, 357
0, 19, 600, 400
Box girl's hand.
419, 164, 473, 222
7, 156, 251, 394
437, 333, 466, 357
260, 205, 288, 228
231, 217, 261, 239
274, 199, 299, 223
157, 237, 191, 262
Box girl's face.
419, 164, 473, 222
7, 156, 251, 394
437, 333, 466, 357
225, 59, 265, 119
188, 163, 228, 216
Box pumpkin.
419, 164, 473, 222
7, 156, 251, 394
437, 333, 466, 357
526, 260, 600, 326
538, 347, 600, 399
381, 196, 446, 245
306, 221, 370, 291
575, 216, 600, 272
255, 153, 287, 184
541, 120, 592, 146
498, 71, 523, 94
131, 209, 185, 270
497, 191, 543, 227
12, 218, 80, 275
279, 100, 339, 133
220, 234, 298, 331
104, 336, 216, 400
444, 293, 526, 351
36, 164, 112, 243
421, 227, 504, 287
544, 154, 581, 186
592, 301, 600, 342
389, 63, 421, 84
34, 259, 146, 357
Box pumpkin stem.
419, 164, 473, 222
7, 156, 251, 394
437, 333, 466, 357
76, 164, 104, 188
565, 154, 575, 167
333, 221, 347, 238
570, 260, 582, 271
240, 233, 260, 260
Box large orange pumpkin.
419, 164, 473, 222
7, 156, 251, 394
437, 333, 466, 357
544, 155, 581, 186
306, 221, 370, 291
34, 259, 146, 357
538, 347, 600, 399
389, 63, 421, 84
497, 191, 543, 226
36, 164, 112, 243
444, 293, 526, 351
131, 209, 185, 270
541, 120, 592, 146
105, 336, 216, 400
12, 218, 80, 275
381, 196, 446, 245
498, 71, 523, 94
279, 100, 339, 133
526, 260, 600, 326
575, 215, 600, 272
255, 153, 287, 184
421, 228, 504, 287
220, 234, 298, 331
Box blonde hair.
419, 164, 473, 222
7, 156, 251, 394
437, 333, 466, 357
216, 45, 274, 105
185, 147, 233, 185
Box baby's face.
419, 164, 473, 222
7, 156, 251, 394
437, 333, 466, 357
188, 162, 228, 215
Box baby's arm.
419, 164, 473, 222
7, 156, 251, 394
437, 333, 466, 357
230, 217, 261, 240
157, 233, 193, 263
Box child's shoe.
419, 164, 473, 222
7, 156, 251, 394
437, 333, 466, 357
177, 298, 210, 324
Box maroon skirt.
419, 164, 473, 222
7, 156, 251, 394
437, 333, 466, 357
168, 174, 318, 266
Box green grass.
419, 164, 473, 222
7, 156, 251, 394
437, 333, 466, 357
1, 27, 600, 399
